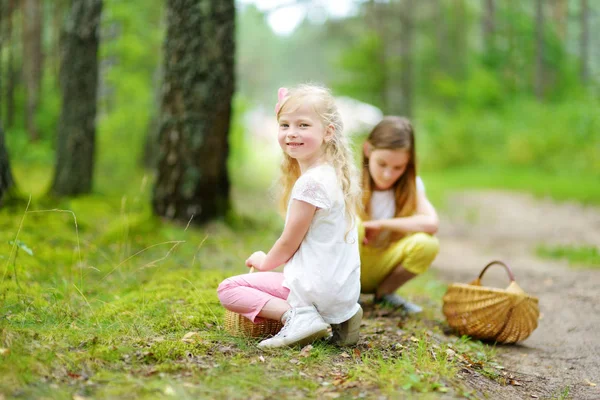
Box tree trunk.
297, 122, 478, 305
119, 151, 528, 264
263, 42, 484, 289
580, 0, 590, 83
535, 0, 545, 99
552, 0, 568, 41
152, 0, 235, 224
0, 122, 15, 205
51, 0, 102, 196
22, 0, 43, 141
482, 0, 495, 54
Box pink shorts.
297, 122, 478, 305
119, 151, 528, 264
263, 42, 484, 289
217, 272, 289, 323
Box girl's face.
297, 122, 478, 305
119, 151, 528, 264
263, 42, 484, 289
278, 104, 332, 166
366, 147, 410, 190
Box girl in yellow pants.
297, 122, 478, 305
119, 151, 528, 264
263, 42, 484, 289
359, 116, 440, 313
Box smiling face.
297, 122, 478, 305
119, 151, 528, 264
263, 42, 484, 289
277, 103, 331, 167
366, 147, 411, 190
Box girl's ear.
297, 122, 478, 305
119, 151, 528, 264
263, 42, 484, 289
324, 124, 335, 142
363, 142, 372, 158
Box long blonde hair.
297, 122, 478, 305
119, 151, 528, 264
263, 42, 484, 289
276, 84, 361, 231
361, 116, 417, 222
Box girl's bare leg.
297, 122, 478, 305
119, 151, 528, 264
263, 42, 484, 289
257, 298, 291, 321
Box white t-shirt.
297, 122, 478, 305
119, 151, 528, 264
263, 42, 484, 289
370, 176, 425, 220
282, 164, 361, 324
368, 177, 425, 247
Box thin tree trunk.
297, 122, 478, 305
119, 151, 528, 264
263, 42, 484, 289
580, 0, 590, 83
153, 0, 235, 224
51, 0, 103, 196
22, 0, 43, 141
552, 0, 568, 41
535, 0, 545, 99
0, 122, 15, 205
482, 0, 495, 54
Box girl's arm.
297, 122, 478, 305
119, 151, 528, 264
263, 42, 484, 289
369, 191, 439, 235
252, 199, 317, 271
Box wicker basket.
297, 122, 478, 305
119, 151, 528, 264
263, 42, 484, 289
223, 268, 284, 338
442, 261, 539, 344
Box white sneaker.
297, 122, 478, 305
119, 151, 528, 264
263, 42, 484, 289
258, 305, 329, 349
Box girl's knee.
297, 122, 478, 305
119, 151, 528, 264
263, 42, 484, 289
408, 233, 439, 257
402, 233, 439, 275
217, 277, 238, 298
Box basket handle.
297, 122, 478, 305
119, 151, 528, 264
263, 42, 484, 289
471, 260, 516, 286
249, 267, 255, 274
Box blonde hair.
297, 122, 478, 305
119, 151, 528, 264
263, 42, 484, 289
276, 84, 361, 233
361, 116, 417, 226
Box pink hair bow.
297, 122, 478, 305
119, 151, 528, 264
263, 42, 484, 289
274, 87, 288, 115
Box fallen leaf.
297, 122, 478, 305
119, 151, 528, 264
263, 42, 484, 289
410, 336, 419, 343
353, 348, 361, 358
0, 348, 10, 356
181, 332, 201, 343
259, 355, 265, 363
445, 349, 456, 359
340, 352, 351, 359
73, 396, 88, 400
509, 379, 522, 386
323, 393, 340, 398
584, 379, 596, 387
299, 344, 313, 357
531, 395, 539, 399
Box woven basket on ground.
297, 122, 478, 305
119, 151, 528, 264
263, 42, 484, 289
223, 268, 283, 338
442, 260, 539, 344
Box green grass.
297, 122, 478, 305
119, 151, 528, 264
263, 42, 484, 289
4, 159, 596, 398
1, 164, 505, 399
536, 245, 600, 269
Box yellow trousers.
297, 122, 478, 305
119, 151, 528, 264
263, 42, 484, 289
359, 224, 440, 294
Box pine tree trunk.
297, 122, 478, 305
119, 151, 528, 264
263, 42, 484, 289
0, 123, 15, 205
152, 0, 235, 224
22, 0, 43, 141
51, 0, 102, 196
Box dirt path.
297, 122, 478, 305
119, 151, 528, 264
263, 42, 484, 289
435, 191, 600, 399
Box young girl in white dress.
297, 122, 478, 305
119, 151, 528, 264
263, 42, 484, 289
218, 84, 363, 348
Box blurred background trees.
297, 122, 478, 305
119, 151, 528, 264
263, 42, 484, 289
0, 0, 598, 220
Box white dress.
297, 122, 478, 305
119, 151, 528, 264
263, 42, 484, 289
282, 164, 361, 324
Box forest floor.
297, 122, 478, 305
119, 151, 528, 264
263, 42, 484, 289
1, 180, 599, 399
435, 191, 600, 400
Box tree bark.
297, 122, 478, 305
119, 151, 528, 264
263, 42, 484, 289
535, 0, 545, 99
580, 0, 590, 83
0, 122, 15, 205
51, 0, 102, 196
22, 0, 43, 141
152, 0, 235, 224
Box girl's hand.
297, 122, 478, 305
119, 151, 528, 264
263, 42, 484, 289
362, 220, 382, 245
245, 251, 267, 270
